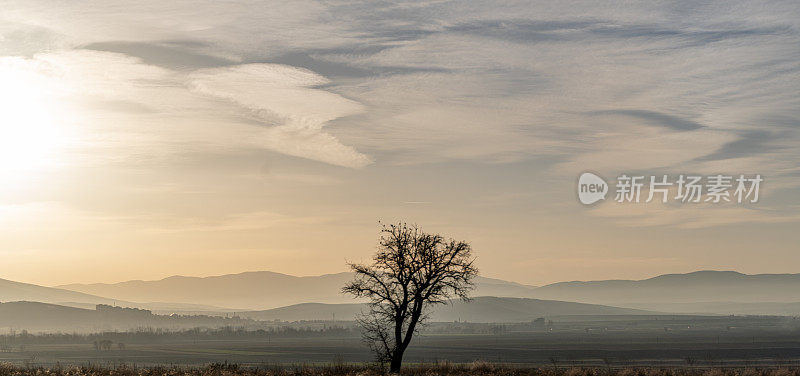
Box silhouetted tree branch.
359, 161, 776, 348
343, 222, 478, 372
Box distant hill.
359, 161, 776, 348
0, 301, 99, 330
62, 301, 237, 315
242, 296, 654, 322
244, 302, 363, 321
0, 301, 251, 332
44, 270, 800, 315
0, 297, 652, 332
57, 272, 539, 310
621, 301, 800, 316
0, 278, 115, 306
58, 271, 353, 310
0, 277, 235, 314
531, 271, 800, 305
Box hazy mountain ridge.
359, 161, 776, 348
0, 278, 237, 314
0, 301, 249, 332
56, 272, 540, 310
55, 270, 800, 311
0, 296, 654, 332
0, 278, 116, 305
533, 271, 800, 305
0, 301, 100, 331
57, 272, 356, 310
242, 297, 654, 322
622, 301, 800, 316
7, 270, 800, 316
62, 301, 238, 315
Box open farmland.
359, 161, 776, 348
1, 316, 798, 368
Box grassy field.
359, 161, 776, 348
1, 316, 798, 368
1, 332, 799, 368
1, 363, 800, 376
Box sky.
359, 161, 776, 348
1, 0, 799, 287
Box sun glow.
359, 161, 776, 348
0, 58, 69, 178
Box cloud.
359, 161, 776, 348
588, 202, 800, 229
694, 130, 784, 162
445, 19, 790, 47
2, 0, 799, 228
189, 64, 372, 168
2, 49, 373, 169
81, 40, 237, 70
1, 0, 800, 288
588, 110, 705, 131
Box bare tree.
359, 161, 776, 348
343, 222, 478, 372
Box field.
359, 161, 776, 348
1, 364, 800, 376
1, 316, 799, 368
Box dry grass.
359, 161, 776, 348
0, 363, 799, 376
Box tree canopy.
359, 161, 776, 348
343, 222, 478, 372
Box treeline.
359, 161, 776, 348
0, 321, 515, 347
0, 325, 359, 345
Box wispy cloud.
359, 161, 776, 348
189, 64, 372, 168
587, 110, 705, 132
2, 0, 800, 284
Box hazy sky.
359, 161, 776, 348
1, 1, 799, 287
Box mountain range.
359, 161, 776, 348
0, 296, 653, 332
0, 277, 116, 306
0, 277, 237, 313
3, 270, 800, 317
530, 271, 800, 304
56, 272, 541, 310
242, 297, 652, 322
55, 270, 800, 312
0, 301, 248, 332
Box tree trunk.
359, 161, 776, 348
389, 348, 405, 373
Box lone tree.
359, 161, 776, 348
343, 222, 478, 372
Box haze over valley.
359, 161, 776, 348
3, 269, 800, 333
